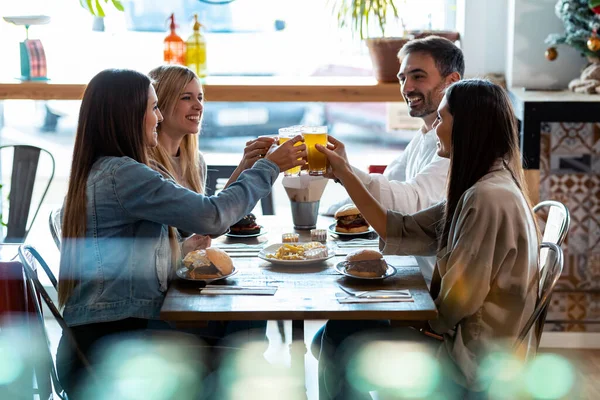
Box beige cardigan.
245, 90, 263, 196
381, 169, 539, 390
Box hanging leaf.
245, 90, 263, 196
95, 0, 106, 17
110, 0, 125, 12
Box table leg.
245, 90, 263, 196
290, 320, 307, 399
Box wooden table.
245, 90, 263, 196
160, 215, 437, 395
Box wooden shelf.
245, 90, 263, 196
0, 77, 403, 102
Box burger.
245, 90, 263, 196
334, 205, 370, 233
182, 247, 234, 279
229, 213, 261, 235
342, 249, 387, 278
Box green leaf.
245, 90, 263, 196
95, 0, 106, 17
110, 0, 125, 12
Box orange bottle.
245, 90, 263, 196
164, 13, 185, 65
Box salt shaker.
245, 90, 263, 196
310, 229, 327, 243
282, 233, 299, 243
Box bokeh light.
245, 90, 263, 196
219, 340, 305, 399
524, 354, 575, 399
480, 351, 526, 399
347, 340, 441, 398
0, 339, 24, 385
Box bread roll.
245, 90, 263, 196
334, 204, 360, 219
346, 249, 383, 262
344, 249, 387, 277
335, 225, 370, 233
183, 248, 234, 278
205, 247, 234, 275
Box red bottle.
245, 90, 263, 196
164, 13, 185, 65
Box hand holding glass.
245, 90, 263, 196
278, 126, 303, 176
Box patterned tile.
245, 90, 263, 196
593, 123, 600, 153
551, 123, 593, 154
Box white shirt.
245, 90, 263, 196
325, 128, 449, 282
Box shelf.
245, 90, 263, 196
0, 77, 403, 102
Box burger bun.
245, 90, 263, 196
344, 249, 387, 278
183, 247, 234, 278
334, 204, 360, 219
335, 225, 370, 233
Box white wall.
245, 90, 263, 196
506, 0, 587, 89
457, 0, 509, 78
458, 0, 587, 89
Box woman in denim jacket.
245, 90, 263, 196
56, 69, 306, 396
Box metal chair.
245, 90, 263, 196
49, 207, 62, 250
206, 165, 275, 215
514, 242, 564, 350
533, 200, 570, 246
0, 145, 55, 243
18, 245, 93, 399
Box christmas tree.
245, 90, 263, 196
545, 0, 600, 60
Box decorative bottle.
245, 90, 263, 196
185, 14, 207, 77
164, 13, 185, 65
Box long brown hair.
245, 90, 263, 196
147, 65, 204, 194
440, 79, 533, 247
59, 69, 152, 307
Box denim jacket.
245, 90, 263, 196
62, 156, 278, 326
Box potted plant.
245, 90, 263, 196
331, 0, 459, 82
79, 0, 124, 17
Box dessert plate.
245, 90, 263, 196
176, 266, 238, 282
225, 226, 267, 238
334, 262, 396, 280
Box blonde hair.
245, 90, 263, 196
148, 65, 204, 195
147, 65, 206, 274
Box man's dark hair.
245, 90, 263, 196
398, 36, 465, 78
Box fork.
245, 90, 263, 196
338, 285, 410, 298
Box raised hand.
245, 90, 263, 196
265, 134, 307, 173
239, 136, 277, 170
316, 135, 352, 179
182, 234, 212, 257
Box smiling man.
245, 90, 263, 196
324, 36, 464, 283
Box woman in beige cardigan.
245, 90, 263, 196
316, 79, 540, 399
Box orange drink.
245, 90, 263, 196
302, 126, 328, 176
278, 126, 302, 176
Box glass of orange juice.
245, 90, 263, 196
278, 126, 303, 176
302, 126, 328, 176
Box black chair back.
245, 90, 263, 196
1, 145, 55, 243
206, 165, 274, 215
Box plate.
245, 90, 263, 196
328, 223, 375, 237
258, 243, 335, 266
334, 261, 397, 280
176, 266, 238, 282
225, 226, 267, 238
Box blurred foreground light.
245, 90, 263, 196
481, 352, 525, 399
524, 354, 575, 399
0, 340, 24, 385
85, 335, 201, 400
220, 341, 305, 400
348, 340, 441, 398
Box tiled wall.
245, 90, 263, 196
539, 122, 600, 332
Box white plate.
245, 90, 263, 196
176, 266, 238, 282
328, 223, 375, 237
225, 226, 267, 238
334, 261, 397, 280
258, 243, 335, 266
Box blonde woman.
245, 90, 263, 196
148, 64, 274, 197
